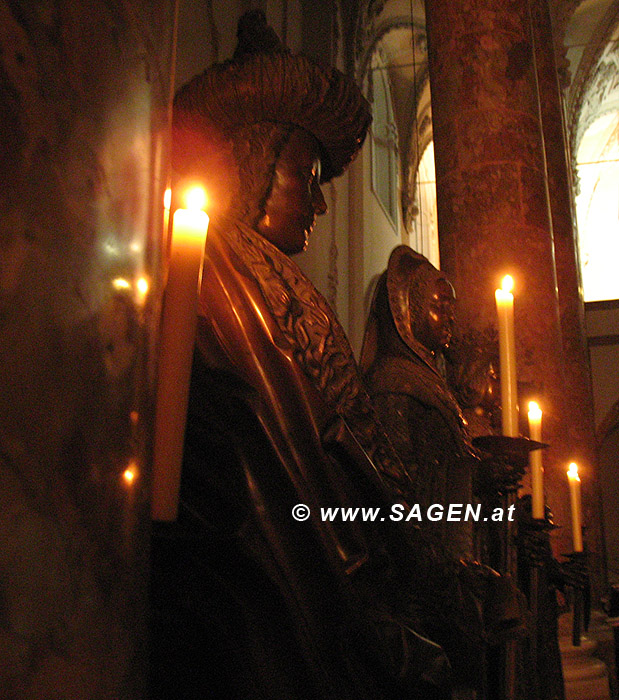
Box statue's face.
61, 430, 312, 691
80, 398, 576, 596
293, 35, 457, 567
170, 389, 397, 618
257, 127, 327, 254
413, 277, 456, 354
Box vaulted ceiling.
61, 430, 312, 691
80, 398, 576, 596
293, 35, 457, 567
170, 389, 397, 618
346, 0, 619, 159
341, 0, 619, 227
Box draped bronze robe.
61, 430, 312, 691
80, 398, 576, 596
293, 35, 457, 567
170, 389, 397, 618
149, 219, 485, 700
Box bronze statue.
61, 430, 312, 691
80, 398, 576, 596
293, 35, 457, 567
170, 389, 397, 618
149, 11, 495, 700
360, 245, 477, 559
360, 246, 533, 699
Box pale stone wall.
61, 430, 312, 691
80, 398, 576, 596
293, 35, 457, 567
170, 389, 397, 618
0, 2, 176, 696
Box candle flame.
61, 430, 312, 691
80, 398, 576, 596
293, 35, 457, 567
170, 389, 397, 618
123, 465, 137, 485
501, 275, 514, 293
112, 277, 131, 290
184, 185, 208, 211
163, 188, 172, 210
136, 276, 149, 301
528, 401, 542, 420
567, 462, 580, 481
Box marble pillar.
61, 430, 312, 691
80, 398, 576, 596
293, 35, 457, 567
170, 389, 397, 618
0, 2, 176, 697
528, 0, 603, 580
424, 0, 595, 561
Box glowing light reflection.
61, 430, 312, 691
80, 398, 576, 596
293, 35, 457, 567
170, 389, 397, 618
136, 276, 149, 303
183, 185, 208, 211
123, 461, 138, 485
112, 277, 131, 290
501, 275, 514, 294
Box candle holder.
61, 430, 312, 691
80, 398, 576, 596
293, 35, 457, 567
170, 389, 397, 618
471, 436, 549, 700
472, 435, 546, 583
517, 511, 556, 700
472, 435, 547, 498
561, 549, 590, 647
472, 434, 548, 464
519, 513, 556, 562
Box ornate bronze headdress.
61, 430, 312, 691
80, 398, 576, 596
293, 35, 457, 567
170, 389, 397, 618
173, 10, 371, 183
360, 245, 449, 375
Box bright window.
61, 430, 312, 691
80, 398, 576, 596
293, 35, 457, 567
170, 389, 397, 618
575, 111, 619, 302
410, 141, 439, 268
370, 60, 399, 226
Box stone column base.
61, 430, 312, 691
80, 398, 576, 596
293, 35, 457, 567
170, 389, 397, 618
560, 612, 612, 700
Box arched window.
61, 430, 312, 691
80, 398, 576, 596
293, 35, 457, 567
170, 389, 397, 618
410, 140, 439, 268
575, 110, 619, 302
370, 55, 399, 226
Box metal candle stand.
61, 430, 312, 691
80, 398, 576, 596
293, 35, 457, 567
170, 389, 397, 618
473, 434, 548, 700
563, 549, 589, 647
472, 434, 591, 698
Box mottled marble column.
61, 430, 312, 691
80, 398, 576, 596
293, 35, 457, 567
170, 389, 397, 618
424, 0, 594, 560
528, 0, 603, 581
0, 2, 176, 697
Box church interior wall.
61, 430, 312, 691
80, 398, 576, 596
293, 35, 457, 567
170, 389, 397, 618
175, 0, 245, 86
360, 138, 405, 343
585, 301, 619, 589
586, 302, 619, 430
2, 0, 619, 693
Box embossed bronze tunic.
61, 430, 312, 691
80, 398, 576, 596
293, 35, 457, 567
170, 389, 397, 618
360, 247, 477, 560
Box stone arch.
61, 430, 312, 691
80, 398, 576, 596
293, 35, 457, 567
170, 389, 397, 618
357, 12, 429, 238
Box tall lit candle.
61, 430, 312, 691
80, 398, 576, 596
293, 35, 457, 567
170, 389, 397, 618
163, 187, 171, 244
151, 186, 209, 521
495, 275, 518, 436
528, 401, 544, 519
567, 462, 583, 552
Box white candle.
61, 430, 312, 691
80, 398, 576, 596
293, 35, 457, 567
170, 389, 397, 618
495, 275, 518, 436
528, 401, 544, 519
567, 462, 583, 552
151, 187, 209, 521
163, 187, 172, 248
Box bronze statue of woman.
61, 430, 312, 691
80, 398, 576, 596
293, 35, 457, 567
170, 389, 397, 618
360, 246, 534, 700
360, 245, 477, 560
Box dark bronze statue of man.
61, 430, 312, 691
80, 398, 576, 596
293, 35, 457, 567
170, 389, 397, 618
148, 11, 496, 700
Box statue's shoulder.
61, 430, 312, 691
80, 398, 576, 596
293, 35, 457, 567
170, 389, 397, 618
365, 353, 428, 396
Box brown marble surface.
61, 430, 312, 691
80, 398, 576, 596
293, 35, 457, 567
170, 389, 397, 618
0, 2, 175, 697
424, 0, 598, 571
